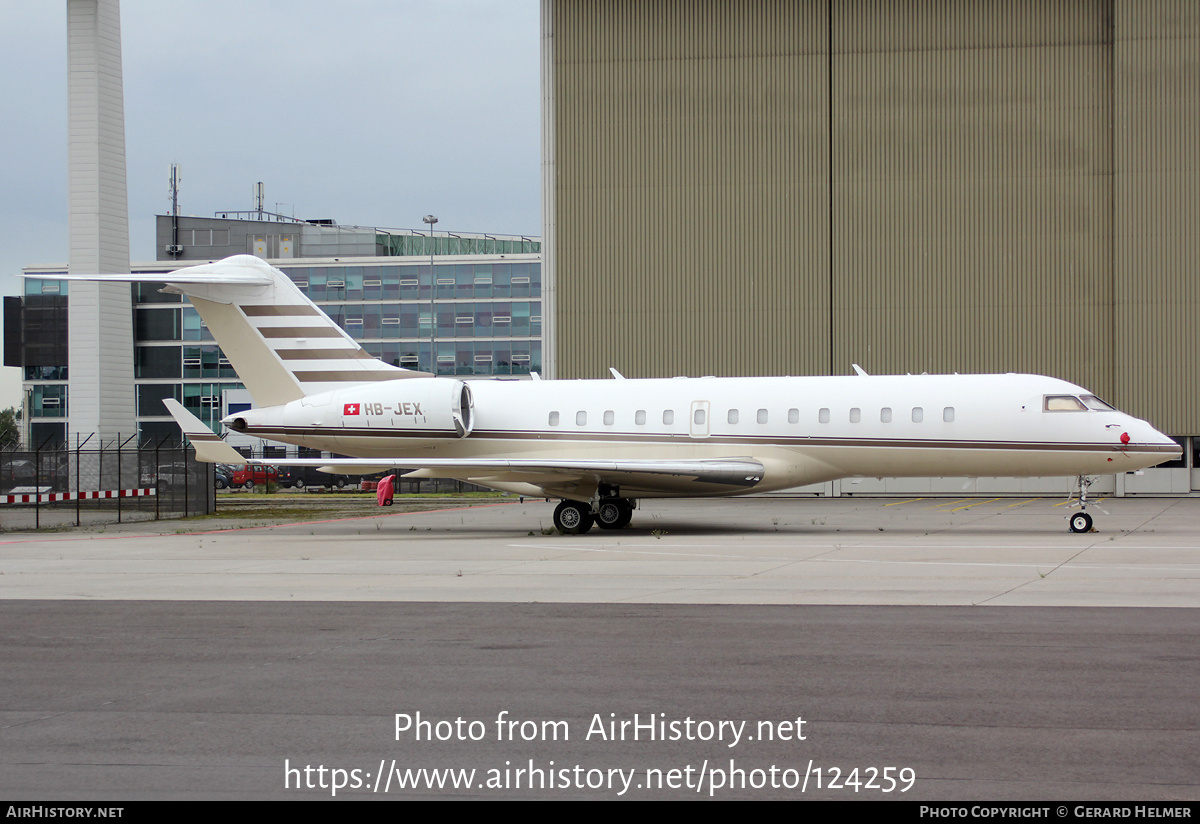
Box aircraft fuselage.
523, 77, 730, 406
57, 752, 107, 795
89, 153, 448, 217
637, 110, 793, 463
224, 372, 1177, 497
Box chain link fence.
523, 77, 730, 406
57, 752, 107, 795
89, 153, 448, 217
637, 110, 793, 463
0, 436, 214, 530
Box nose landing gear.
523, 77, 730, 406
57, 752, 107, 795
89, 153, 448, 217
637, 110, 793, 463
1067, 475, 1101, 533
1069, 510, 1093, 534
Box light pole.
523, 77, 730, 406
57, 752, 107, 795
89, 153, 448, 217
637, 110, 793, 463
422, 214, 438, 374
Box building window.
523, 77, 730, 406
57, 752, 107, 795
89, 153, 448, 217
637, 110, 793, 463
136, 346, 181, 379
136, 308, 181, 341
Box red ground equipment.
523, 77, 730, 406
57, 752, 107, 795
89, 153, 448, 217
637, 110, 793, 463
376, 474, 396, 506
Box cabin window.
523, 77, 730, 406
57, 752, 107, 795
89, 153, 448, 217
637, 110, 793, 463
576, 411, 587, 426
849, 408, 861, 423
1044, 395, 1088, 412
881, 407, 892, 423
912, 407, 924, 423
757, 409, 768, 424
818, 408, 830, 424
603, 410, 614, 426
728, 409, 739, 424
788, 408, 799, 424
694, 408, 706, 425
548, 411, 560, 426
635, 410, 647, 425
663, 410, 675, 425
943, 407, 955, 422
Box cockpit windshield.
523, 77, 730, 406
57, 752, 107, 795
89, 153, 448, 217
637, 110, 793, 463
1043, 394, 1114, 412
1044, 395, 1087, 412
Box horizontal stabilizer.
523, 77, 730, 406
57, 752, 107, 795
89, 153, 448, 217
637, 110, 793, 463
34, 270, 273, 287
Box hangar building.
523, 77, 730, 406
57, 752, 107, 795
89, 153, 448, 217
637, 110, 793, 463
538, 0, 1198, 493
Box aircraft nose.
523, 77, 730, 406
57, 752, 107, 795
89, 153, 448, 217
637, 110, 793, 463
1129, 420, 1181, 460
1155, 428, 1182, 456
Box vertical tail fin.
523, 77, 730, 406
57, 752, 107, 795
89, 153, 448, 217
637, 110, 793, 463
44, 255, 429, 407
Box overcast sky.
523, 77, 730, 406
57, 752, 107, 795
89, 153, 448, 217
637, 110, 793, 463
0, 0, 541, 408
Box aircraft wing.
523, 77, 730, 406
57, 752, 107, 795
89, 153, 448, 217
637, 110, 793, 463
253, 456, 766, 493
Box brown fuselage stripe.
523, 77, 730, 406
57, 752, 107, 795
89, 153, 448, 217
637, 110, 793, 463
275, 348, 374, 361
241, 305, 320, 316
234, 425, 1174, 454
293, 371, 409, 382
259, 327, 345, 338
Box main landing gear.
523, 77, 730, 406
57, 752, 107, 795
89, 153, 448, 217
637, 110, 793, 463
552, 498, 635, 534
595, 498, 634, 530
1067, 474, 1099, 533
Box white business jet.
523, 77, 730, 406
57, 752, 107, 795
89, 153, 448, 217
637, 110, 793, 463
49, 255, 1180, 534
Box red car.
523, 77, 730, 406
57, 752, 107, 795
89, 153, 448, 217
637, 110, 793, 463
228, 464, 278, 490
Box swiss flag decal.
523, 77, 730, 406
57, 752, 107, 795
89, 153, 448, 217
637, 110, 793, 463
343, 403, 360, 416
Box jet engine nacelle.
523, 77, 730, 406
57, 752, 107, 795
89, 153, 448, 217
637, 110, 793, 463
226, 378, 474, 438
323, 377, 475, 438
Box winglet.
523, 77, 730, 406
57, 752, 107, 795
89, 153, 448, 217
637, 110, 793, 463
163, 399, 243, 463
852, 363, 868, 376
609, 367, 626, 380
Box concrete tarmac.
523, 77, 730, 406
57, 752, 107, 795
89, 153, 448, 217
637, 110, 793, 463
0, 496, 1195, 606
1, 496, 1197, 800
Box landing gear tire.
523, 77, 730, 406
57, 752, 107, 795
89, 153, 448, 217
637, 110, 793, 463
595, 498, 633, 530
554, 500, 594, 535
1069, 512, 1093, 533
